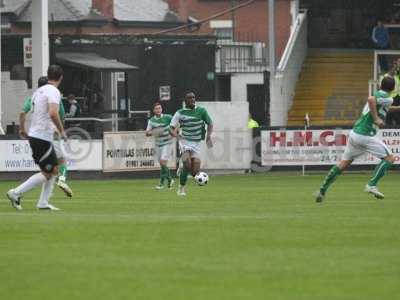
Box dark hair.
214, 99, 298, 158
152, 102, 162, 110
37, 76, 48, 87
47, 65, 63, 81
381, 76, 395, 92
67, 94, 75, 100
185, 92, 195, 99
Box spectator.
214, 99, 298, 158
383, 61, 400, 125
372, 20, 390, 72
92, 84, 104, 115
65, 94, 80, 118
391, 60, 400, 124
247, 113, 260, 129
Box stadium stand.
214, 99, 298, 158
288, 50, 374, 126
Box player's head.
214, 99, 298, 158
152, 102, 162, 116
47, 65, 63, 84
67, 94, 76, 104
185, 92, 196, 109
37, 76, 48, 88
380, 76, 395, 93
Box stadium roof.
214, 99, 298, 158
56, 52, 139, 71
0, 0, 179, 23
114, 0, 178, 22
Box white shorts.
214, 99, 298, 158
52, 140, 66, 160
156, 144, 173, 161
342, 130, 391, 161
179, 139, 201, 159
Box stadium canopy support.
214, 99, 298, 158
0, 17, 3, 134
268, 0, 276, 76
32, 0, 49, 89
0, 54, 3, 135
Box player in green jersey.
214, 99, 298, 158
315, 76, 400, 202
19, 76, 73, 198
170, 92, 213, 196
146, 102, 174, 189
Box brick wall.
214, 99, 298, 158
167, 0, 292, 59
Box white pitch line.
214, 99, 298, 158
0, 211, 275, 221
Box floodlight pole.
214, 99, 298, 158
0, 27, 4, 134
268, 0, 276, 76
32, 0, 49, 89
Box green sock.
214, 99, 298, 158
160, 166, 167, 185
179, 168, 189, 186
59, 164, 68, 180
368, 160, 392, 187
165, 167, 171, 184
320, 165, 342, 195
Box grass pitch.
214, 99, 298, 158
0, 173, 400, 300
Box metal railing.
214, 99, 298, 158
373, 50, 400, 81
368, 79, 379, 96
215, 40, 268, 73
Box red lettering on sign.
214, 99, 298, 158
270, 132, 286, 147
335, 134, 347, 146
320, 131, 335, 146
293, 131, 313, 146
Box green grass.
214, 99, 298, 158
1, 173, 400, 300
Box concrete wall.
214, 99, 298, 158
270, 11, 307, 126
199, 101, 252, 170
1, 72, 32, 131
231, 73, 264, 102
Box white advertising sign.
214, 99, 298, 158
23, 38, 32, 68
159, 86, 171, 101
0, 140, 103, 171
103, 131, 176, 172
261, 129, 400, 166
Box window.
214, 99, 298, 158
214, 28, 233, 40
210, 20, 233, 41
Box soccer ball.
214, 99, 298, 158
195, 172, 209, 186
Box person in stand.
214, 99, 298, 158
372, 20, 390, 72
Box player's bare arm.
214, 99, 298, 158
49, 103, 67, 140
170, 125, 179, 137
19, 112, 28, 139
367, 96, 384, 128
206, 123, 213, 148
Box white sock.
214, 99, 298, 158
37, 176, 56, 208
14, 172, 47, 195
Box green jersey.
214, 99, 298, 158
170, 106, 212, 142
353, 90, 393, 137
146, 114, 173, 147
22, 97, 66, 120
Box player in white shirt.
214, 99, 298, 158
7, 65, 67, 211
